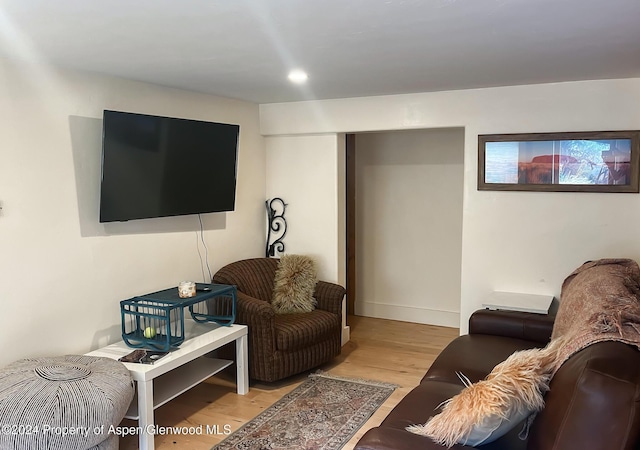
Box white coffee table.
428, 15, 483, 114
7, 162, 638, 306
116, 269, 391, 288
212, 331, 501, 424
87, 319, 248, 450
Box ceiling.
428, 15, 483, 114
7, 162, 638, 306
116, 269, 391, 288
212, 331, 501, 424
1, 0, 639, 104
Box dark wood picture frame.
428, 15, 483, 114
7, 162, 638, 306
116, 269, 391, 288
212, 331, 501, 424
478, 130, 640, 192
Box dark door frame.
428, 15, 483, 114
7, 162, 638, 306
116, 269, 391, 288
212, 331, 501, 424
346, 133, 356, 320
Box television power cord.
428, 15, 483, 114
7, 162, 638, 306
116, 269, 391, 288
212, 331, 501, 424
197, 214, 213, 283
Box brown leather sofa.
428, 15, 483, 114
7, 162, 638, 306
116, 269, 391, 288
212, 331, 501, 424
355, 308, 640, 450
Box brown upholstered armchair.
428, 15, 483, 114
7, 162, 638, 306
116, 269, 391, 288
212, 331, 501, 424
212, 257, 346, 382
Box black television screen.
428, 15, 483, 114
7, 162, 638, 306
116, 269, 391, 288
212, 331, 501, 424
99, 110, 239, 222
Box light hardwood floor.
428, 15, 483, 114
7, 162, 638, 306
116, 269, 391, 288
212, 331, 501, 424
119, 315, 459, 450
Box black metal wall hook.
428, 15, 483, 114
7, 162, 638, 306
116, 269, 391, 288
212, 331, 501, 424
265, 198, 287, 257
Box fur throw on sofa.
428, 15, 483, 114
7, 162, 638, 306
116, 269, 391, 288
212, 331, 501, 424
408, 258, 640, 447
407, 341, 562, 447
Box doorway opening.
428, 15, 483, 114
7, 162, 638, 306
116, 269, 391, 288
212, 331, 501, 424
345, 128, 464, 327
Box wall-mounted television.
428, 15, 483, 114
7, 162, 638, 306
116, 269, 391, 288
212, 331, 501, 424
99, 110, 239, 222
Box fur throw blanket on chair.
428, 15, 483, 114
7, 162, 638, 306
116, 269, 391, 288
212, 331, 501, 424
408, 258, 640, 447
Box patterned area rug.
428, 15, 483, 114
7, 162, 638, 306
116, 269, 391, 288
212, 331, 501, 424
212, 372, 397, 450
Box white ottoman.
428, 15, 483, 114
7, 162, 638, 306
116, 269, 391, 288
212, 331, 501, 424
0, 355, 134, 450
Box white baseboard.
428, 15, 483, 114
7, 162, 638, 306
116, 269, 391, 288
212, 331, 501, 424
341, 325, 350, 346
356, 301, 459, 328
341, 295, 350, 345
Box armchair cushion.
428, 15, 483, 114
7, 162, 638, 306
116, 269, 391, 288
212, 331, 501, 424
275, 310, 341, 351
272, 254, 318, 314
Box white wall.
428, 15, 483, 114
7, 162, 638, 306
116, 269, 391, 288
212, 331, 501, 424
0, 58, 265, 367
260, 78, 640, 333
264, 133, 349, 344
265, 134, 345, 284
354, 128, 463, 327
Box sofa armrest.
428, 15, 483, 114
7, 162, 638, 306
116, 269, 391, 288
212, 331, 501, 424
234, 291, 277, 371
314, 281, 346, 316
469, 309, 555, 345
235, 291, 276, 347
236, 291, 275, 323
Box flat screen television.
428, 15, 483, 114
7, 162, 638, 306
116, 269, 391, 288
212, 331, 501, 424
99, 110, 239, 222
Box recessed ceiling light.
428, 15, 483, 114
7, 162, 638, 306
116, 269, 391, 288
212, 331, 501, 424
288, 70, 308, 84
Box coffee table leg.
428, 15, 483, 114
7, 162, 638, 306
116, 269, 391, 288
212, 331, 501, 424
138, 380, 155, 450
236, 334, 248, 395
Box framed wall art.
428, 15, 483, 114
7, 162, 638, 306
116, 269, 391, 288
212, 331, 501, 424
478, 131, 640, 192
